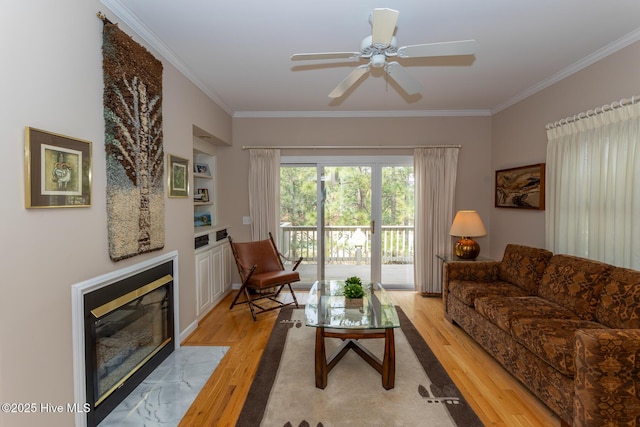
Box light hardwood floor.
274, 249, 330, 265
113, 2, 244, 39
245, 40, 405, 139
179, 291, 561, 426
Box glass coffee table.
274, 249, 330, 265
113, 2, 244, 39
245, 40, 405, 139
305, 280, 400, 390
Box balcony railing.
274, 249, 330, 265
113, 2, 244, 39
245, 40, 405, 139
280, 225, 414, 265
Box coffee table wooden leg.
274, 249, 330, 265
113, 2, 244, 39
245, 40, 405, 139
315, 327, 327, 389
382, 328, 395, 390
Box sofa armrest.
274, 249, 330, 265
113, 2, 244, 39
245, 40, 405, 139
443, 260, 500, 283
574, 328, 640, 427
442, 261, 499, 320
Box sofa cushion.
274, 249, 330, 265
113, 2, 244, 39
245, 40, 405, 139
595, 267, 640, 329
475, 296, 579, 333
510, 317, 604, 377
537, 255, 612, 321
448, 280, 529, 307
498, 244, 553, 293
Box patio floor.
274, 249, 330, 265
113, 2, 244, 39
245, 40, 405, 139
291, 262, 415, 290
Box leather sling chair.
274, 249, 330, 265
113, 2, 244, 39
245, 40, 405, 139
228, 232, 302, 321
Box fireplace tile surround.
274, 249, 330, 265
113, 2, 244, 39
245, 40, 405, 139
99, 345, 228, 426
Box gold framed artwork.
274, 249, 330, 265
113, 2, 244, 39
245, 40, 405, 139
25, 127, 92, 208
495, 163, 545, 210
168, 154, 189, 198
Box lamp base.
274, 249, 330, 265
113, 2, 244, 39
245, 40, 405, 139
454, 237, 480, 259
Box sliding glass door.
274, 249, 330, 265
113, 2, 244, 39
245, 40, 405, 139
280, 156, 413, 288
280, 165, 319, 283
322, 165, 373, 283
380, 165, 415, 286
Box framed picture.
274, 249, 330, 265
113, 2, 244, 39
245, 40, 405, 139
495, 163, 545, 210
194, 163, 210, 176
168, 154, 189, 198
196, 188, 209, 202
194, 212, 212, 227
25, 127, 92, 208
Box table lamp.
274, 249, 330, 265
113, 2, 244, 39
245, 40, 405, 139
449, 210, 487, 259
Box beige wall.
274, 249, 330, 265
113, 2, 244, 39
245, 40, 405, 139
2, 1, 639, 425
220, 116, 493, 253
1, 2, 230, 426
491, 41, 640, 259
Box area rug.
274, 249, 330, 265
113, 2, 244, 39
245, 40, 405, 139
102, 22, 165, 261
237, 307, 483, 426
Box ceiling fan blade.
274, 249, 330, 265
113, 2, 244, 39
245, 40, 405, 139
385, 62, 422, 95
328, 65, 370, 98
371, 8, 399, 48
397, 40, 477, 58
290, 52, 361, 61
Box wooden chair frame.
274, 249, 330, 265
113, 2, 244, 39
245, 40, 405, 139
228, 232, 302, 321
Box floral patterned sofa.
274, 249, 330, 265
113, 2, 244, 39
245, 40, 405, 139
442, 244, 640, 427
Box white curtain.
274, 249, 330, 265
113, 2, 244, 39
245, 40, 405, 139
248, 149, 281, 242
414, 147, 459, 293
546, 102, 640, 269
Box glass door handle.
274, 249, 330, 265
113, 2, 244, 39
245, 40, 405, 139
371, 220, 375, 234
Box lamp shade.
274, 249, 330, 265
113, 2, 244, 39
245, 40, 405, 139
449, 210, 487, 237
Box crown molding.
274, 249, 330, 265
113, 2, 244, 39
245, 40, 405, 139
492, 27, 640, 114
233, 109, 492, 119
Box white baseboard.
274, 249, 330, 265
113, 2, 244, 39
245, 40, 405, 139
180, 319, 199, 344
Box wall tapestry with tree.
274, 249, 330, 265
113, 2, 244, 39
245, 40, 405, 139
102, 21, 165, 261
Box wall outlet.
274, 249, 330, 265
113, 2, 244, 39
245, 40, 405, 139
242, 216, 251, 225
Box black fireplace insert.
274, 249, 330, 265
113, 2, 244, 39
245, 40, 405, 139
83, 260, 174, 426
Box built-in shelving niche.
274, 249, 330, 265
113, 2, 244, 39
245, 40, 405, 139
192, 125, 228, 234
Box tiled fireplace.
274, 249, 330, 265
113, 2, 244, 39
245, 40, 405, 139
72, 252, 179, 427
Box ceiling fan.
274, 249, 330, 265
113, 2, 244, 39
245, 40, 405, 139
290, 8, 477, 99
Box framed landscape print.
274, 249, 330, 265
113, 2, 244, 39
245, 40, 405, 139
25, 127, 92, 208
495, 163, 545, 210
194, 211, 211, 227
168, 154, 189, 198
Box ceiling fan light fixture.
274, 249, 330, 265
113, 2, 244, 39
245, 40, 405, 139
371, 54, 386, 68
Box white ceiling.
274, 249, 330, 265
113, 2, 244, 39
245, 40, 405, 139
102, 0, 640, 117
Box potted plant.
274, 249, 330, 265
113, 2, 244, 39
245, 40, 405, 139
344, 276, 364, 307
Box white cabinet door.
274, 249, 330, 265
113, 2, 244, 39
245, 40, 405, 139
211, 244, 224, 301
195, 248, 213, 316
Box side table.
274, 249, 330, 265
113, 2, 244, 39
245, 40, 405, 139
436, 254, 493, 263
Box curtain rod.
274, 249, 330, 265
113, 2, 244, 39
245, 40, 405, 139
241, 144, 461, 150
96, 11, 113, 25
545, 96, 639, 130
